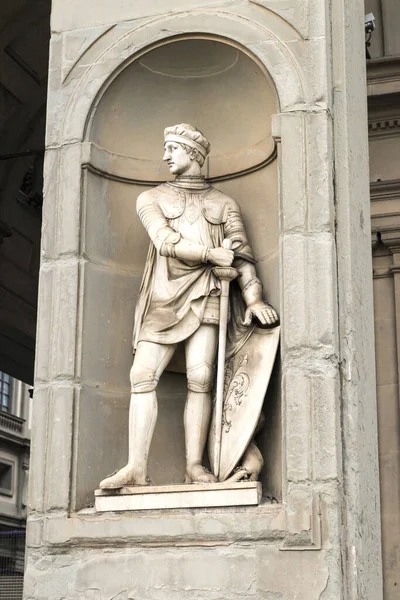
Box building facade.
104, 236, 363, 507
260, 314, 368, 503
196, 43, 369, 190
365, 2, 400, 596
0, 374, 31, 599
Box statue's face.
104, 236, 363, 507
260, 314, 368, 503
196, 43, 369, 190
163, 142, 194, 175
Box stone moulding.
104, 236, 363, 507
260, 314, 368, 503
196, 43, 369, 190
280, 492, 322, 551
370, 178, 400, 201
249, 0, 309, 40
33, 503, 287, 549
367, 56, 400, 96
80, 140, 278, 185
61, 24, 116, 84
30, 493, 322, 552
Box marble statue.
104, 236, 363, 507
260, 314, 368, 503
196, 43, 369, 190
99, 123, 279, 489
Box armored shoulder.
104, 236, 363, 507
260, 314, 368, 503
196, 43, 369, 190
207, 187, 240, 210
202, 187, 240, 224
136, 187, 160, 214
138, 184, 185, 220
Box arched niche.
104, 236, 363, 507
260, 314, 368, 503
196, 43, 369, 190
75, 37, 281, 508
88, 38, 277, 182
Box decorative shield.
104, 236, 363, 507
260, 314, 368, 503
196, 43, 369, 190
208, 326, 280, 482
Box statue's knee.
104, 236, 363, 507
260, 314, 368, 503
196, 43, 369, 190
187, 362, 214, 393
130, 363, 158, 393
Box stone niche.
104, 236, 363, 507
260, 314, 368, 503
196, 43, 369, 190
75, 38, 281, 509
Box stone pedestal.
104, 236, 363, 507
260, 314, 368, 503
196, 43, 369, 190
23, 2, 383, 600
95, 482, 262, 512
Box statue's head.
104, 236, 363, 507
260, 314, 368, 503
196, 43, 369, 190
163, 123, 211, 175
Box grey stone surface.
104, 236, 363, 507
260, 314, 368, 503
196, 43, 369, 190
332, 2, 383, 597
95, 482, 262, 512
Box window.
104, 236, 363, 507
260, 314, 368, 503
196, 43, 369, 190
0, 372, 11, 413
0, 461, 13, 496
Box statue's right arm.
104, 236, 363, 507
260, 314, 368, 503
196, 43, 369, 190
137, 190, 208, 265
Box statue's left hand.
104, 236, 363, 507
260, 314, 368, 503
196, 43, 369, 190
244, 301, 279, 327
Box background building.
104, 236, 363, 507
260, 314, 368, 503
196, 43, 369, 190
365, 2, 400, 596
0, 374, 31, 599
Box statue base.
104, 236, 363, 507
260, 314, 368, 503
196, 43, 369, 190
95, 481, 261, 512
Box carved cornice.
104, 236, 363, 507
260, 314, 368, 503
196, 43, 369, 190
380, 229, 400, 252
373, 267, 392, 280
367, 56, 400, 96
369, 117, 400, 139
370, 178, 400, 201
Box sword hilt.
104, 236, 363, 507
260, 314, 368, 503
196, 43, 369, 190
212, 266, 238, 281
212, 239, 238, 285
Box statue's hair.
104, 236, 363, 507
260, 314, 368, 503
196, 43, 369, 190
164, 123, 211, 167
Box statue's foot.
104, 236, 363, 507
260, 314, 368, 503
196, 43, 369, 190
225, 467, 253, 483
224, 441, 263, 483
99, 465, 149, 489
185, 464, 218, 484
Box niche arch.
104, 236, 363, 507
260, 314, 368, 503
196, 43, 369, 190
73, 35, 282, 508
58, 9, 307, 147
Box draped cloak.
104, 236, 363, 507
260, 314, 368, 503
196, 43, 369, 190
132, 182, 257, 359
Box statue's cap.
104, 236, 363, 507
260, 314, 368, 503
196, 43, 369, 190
164, 123, 211, 158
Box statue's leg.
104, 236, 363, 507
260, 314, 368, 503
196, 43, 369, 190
99, 341, 176, 489
184, 324, 218, 484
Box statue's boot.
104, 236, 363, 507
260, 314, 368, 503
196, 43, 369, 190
241, 440, 264, 480
185, 464, 218, 484
223, 411, 265, 483
225, 440, 264, 483
99, 464, 149, 489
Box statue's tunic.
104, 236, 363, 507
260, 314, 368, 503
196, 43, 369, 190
133, 181, 256, 354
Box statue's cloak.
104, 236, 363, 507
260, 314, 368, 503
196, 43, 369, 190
132, 182, 257, 358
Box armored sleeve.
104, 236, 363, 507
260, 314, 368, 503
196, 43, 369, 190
224, 199, 256, 264
223, 198, 265, 306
